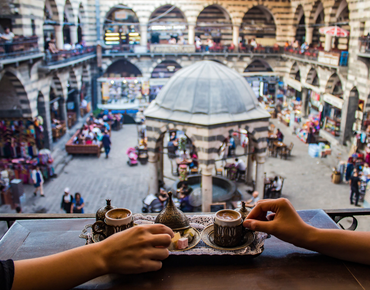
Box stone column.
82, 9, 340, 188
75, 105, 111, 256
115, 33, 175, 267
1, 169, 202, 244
325, 34, 332, 51
54, 25, 64, 50
38, 98, 53, 150
70, 26, 78, 46
255, 154, 266, 198
246, 143, 254, 185
140, 23, 148, 47
188, 24, 195, 45
233, 25, 239, 49
201, 165, 213, 212
59, 98, 69, 134
148, 152, 159, 195
305, 27, 313, 45
301, 88, 309, 117
158, 143, 164, 182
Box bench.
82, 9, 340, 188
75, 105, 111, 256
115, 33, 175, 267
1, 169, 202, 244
65, 131, 101, 157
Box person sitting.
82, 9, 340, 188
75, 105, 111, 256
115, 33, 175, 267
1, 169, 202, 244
46, 37, 58, 54
235, 158, 246, 180
266, 176, 282, 199
179, 184, 193, 212
85, 137, 93, 145
148, 188, 169, 213
276, 129, 284, 142
245, 191, 260, 207
1, 27, 14, 54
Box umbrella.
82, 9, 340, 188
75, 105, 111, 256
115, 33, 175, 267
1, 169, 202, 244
319, 26, 349, 37
126, 147, 136, 154
39, 149, 51, 155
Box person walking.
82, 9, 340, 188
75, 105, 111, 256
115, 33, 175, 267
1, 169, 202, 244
72, 193, 85, 213
102, 131, 111, 158
31, 166, 44, 197
349, 169, 361, 206
61, 188, 74, 213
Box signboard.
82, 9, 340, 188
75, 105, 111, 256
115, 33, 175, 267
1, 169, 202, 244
318, 51, 340, 66
323, 93, 344, 109
283, 77, 302, 92
149, 78, 169, 86
114, 10, 128, 20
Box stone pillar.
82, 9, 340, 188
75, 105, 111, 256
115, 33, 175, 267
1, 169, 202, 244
232, 25, 239, 48
255, 154, 266, 198
188, 24, 195, 45
37, 98, 53, 150
60, 98, 69, 134
201, 165, 213, 212
305, 27, 313, 45
325, 34, 332, 51
246, 143, 254, 185
301, 88, 309, 117
158, 143, 164, 182
70, 26, 78, 46
54, 25, 64, 50
140, 23, 148, 47
148, 152, 159, 195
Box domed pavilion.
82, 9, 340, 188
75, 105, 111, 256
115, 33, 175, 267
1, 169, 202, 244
144, 60, 270, 211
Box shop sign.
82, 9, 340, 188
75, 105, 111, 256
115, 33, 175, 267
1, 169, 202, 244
323, 93, 344, 109
355, 110, 363, 120
283, 77, 301, 92
318, 51, 340, 66
149, 78, 169, 86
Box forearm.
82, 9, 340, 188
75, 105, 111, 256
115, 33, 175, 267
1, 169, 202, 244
296, 227, 370, 265
12, 243, 107, 290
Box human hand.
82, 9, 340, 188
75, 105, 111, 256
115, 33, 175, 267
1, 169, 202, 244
98, 224, 174, 275
243, 198, 313, 246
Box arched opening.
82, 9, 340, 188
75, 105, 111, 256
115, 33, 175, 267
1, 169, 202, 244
78, 3, 85, 43
103, 5, 140, 46
289, 62, 300, 79
43, 0, 59, 50
305, 68, 321, 116
295, 5, 306, 45
151, 60, 182, 78
148, 5, 187, 44
104, 59, 142, 77
0, 72, 30, 118
50, 75, 67, 141
66, 70, 79, 128
240, 6, 276, 47
63, 0, 75, 46
322, 73, 343, 137
333, 0, 349, 50
311, 1, 325, 47
196, 5, 232, 49
244, 59, 273, 73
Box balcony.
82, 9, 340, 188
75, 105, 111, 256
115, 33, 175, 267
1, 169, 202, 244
282, 47, 348, 68
39, 46, 96, 72
0, 36, 44, 67
358, 37, 370, 58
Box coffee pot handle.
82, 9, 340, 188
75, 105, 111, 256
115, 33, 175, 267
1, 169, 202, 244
92, 220, 107, 238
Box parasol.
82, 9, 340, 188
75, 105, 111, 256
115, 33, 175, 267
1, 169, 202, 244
39, 149, 51, 155
319, 26, 349, 37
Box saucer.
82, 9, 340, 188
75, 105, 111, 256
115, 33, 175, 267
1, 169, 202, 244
201, 224, 255, 251
171, 227, 201, 252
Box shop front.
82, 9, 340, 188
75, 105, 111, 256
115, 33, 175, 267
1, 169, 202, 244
321, 93, 343, 137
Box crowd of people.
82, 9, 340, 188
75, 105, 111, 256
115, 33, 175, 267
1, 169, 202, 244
45, 35, 87, 55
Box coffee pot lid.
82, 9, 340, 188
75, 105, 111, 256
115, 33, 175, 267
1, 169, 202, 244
155, 191, 190, 231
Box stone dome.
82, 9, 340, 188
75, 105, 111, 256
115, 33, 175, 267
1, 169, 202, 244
144, 60, 270, 126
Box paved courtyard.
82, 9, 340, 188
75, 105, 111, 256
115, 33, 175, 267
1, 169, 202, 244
1, 120, 369, 235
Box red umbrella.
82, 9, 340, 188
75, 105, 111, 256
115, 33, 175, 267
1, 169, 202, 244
319, 26, 349, 37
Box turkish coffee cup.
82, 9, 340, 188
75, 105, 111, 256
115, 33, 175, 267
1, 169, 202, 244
214, 209, 243, 247
92, 208, 133, 239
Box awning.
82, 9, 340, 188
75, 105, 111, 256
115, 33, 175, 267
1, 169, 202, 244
323, 93, 344, 109
302, 82, 322, 94
284, 77, 302, 92
319, 26, 349, 37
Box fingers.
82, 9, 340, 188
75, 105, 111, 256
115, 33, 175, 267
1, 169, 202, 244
246, 198, 291, 220
147, 247, 170, 261
150, 234, 172, 247
145, 224, 174, 238
243, 219, 274, 234
142, 260, 163, 272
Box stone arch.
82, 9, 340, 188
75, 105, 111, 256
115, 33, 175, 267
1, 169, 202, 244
151, 60, 182, 79
44, 0, 61, 23
104, 58, 143, 77
149, 4, 187, 24
309, 1, 325, 46
325, 73, 343, 97
78, 2, 86, 42
64, 0, 75, 23
244, 59, 273, 72
290, 62, 301, 81
241, 6, 276, 40
306, 67, 319, 86
0, 71, 31, 118
196, 4, 233, 45
294, 5, 306, 44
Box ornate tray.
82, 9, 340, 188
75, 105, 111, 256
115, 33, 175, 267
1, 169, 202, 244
79, 214, 267, 256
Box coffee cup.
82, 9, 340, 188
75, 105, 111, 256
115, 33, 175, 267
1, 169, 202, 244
213, 209, 243, 247
92, 208, 133, 239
